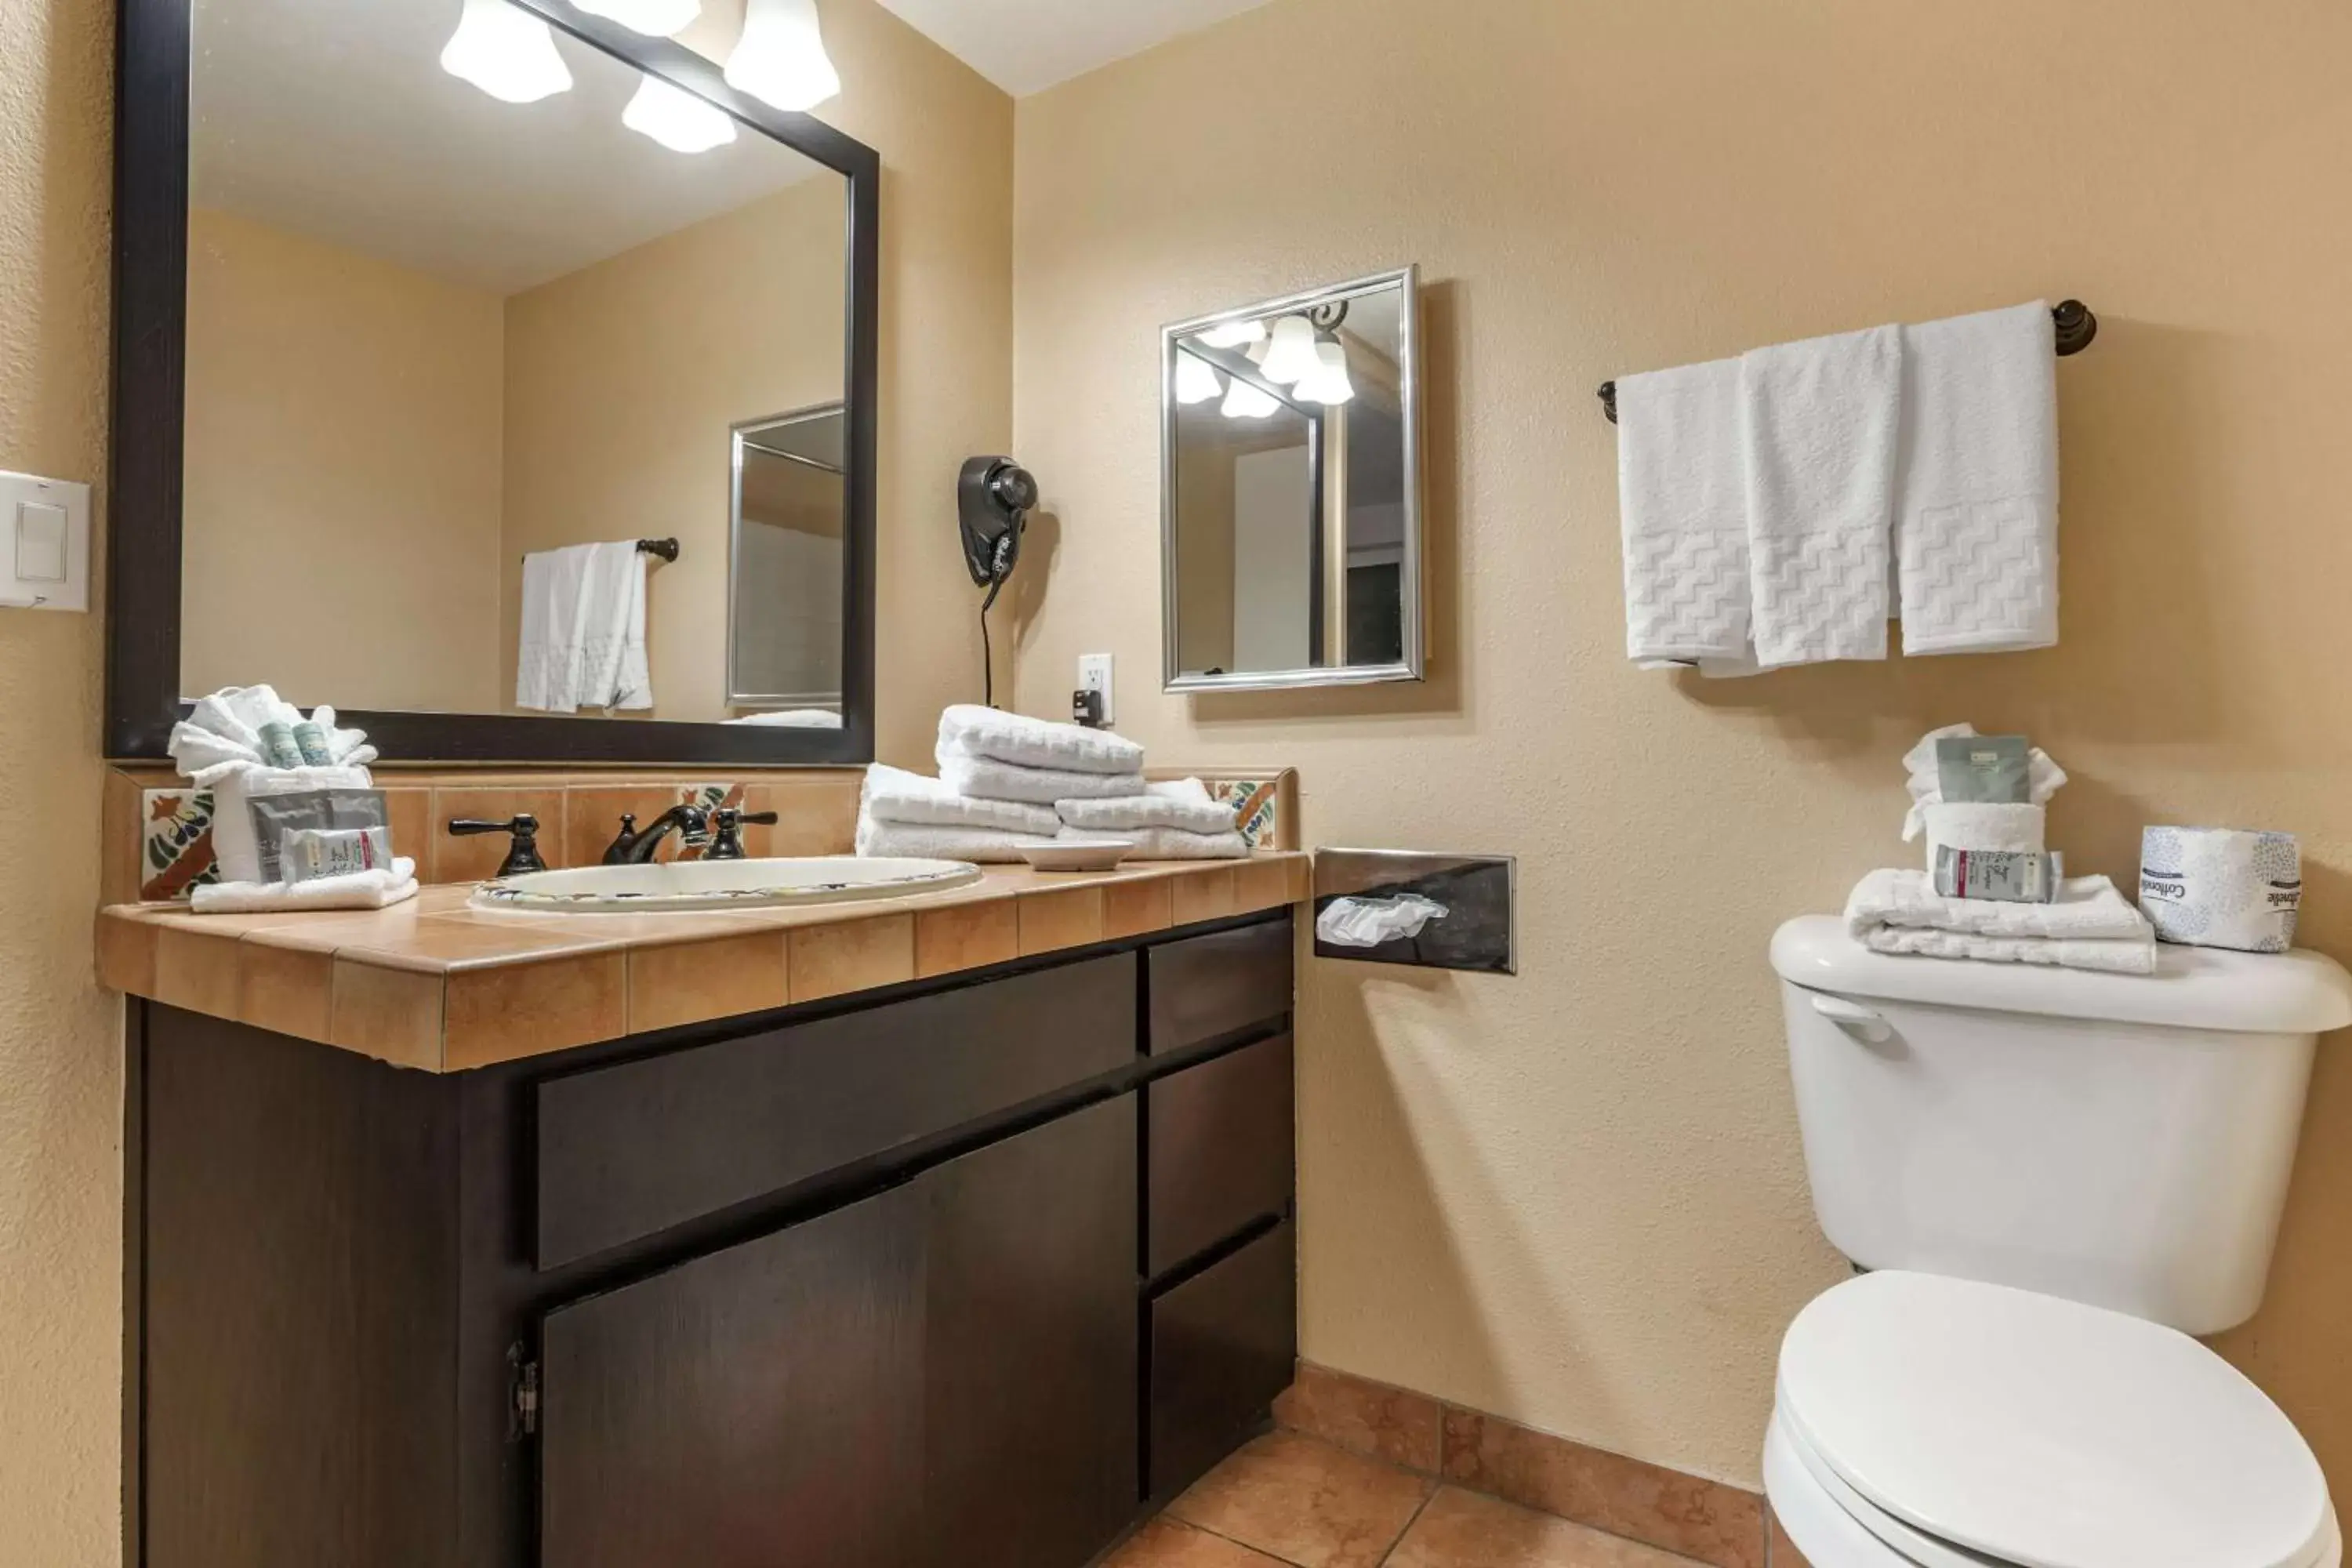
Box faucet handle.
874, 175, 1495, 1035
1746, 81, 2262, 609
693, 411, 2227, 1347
447, 814, 547, 878
706, 807, 780, 861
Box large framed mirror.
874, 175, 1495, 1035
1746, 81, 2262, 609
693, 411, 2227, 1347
107, 0, 878, 764
1161, 267, 1423, 693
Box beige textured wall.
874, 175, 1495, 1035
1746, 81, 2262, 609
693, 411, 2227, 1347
0, 0, 122, 1559
183, 207, 506, 713
1014, 0, 2352, 1490
501, 178, 846, 721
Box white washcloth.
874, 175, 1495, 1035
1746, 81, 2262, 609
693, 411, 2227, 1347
1061, 826, 1250, 861
938, 748, 1146, 807
578, 540, 652, 711
726, 710, 844, 728
1900, 722, 2069, 841
855, 815, 1053, 864
1896, 302, 2060, 655
1846, 869, 2156, 975
515, 545, 595, 711
1617, 358, 1751, 665
863, 763, 1059, 836
1055, 779, 1238, 837
938, 705, 1144, 776
1740, 325, 1903, 666
191, 858, 419, 914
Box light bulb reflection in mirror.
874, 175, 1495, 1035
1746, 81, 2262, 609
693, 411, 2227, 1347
1221, 378, 1281, 419
1199, 318, 1266, 350
623, 74, 739, 152
1174, 354, 1225, 405
441, 0, 573, 103
1296, 340, 1356, 405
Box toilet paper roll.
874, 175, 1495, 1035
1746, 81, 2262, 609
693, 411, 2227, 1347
1922, 801, 2046, 871
2140, 826, 2301, 953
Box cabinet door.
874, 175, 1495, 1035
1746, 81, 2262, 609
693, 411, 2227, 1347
1148, 1219, 1297, 1499
539, 1097, 1138, 1568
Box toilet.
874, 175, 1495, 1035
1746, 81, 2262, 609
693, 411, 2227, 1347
1767, 916, 2352, 1568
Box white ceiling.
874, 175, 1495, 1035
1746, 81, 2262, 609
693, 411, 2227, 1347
873, 0, 1276, 96
191, 0, 833, 295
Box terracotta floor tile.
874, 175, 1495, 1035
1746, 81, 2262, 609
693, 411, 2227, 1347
1442, 1412, 1765, 1568
1104, 1517, 1292, 1567
1275, 1363, 1444, 1472
1388, 1488, 1701, 1567
1167, 1431, 1434, 1568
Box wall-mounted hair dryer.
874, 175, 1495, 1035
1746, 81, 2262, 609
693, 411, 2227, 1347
958, 456, 1038, 706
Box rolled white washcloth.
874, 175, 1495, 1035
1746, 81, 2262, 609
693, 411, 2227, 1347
1922, 801, 2045, 872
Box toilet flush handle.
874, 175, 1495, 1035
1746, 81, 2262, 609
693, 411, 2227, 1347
1810, 993, 1893, 1044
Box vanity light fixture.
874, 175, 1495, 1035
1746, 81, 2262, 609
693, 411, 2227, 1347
572, 0, 702, 34
1220, 378, 1280, 419
725, 0, 841, 112
1258, 315, 1321, 385
623, 74, 739, 152
1295, 340, 1356, 405
1174, 352, 1225, 405
1199, 318, 1266, 350
441, 0, 573, 104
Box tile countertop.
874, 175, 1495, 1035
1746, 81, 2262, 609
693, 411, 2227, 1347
95, 855, 1310, 1073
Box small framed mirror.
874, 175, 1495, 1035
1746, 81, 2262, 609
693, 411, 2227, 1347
728, 405, 846, 715
1162, 266, 1423, 692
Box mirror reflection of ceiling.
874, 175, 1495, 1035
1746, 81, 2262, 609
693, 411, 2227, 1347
191, 0, 829, 293
873, 0, 1276, 95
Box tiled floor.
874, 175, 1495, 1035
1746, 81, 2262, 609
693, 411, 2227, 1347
1109, 1431, 1708, 1568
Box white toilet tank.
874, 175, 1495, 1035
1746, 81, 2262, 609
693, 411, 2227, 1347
1772, 916, 2352, 1335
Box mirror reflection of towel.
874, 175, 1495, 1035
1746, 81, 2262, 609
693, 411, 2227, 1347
515, 541, 652, 711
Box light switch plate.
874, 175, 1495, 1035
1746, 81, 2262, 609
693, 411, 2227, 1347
0, 471, 90, 612
1078, 653, 1114, 724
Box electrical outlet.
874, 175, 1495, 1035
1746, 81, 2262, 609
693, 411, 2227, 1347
1078, 654, 1114, 724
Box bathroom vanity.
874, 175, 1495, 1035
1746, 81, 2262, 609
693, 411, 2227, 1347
105, 859, 1304, 1568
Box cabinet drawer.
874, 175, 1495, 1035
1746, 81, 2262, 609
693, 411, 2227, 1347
1146, 1033, 1294, 1278
1145, 916, 1292, 1056
1148, 1218, 1296, 1499
535, 953, 1135, 1268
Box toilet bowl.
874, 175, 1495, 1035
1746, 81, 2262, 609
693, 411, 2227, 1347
1764, 1272, 2339, 1568
1766, 918, 2352, 1568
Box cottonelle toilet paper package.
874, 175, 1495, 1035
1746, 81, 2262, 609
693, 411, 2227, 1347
2139, 826, 2302, 953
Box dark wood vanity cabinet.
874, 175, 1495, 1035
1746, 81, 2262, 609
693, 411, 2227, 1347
131, 910, 1297, 1568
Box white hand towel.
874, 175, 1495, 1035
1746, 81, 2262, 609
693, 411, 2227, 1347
1060, 826, 1250, 861
1055, 779, 1239, 837
1845, 868, 2156, 975
937, 748, 1147, 807
1616, 358, 1751, 664
862, 763, 1059, 836
516, 544, 596, 711
938, 705, 1144, 776
191, 858, 419, 914
1740, 325, 1904, 666
854, 815, 1054, 863
578, 541, 652, 712
1896, 302, 2060, 655
725, 710, 844, 728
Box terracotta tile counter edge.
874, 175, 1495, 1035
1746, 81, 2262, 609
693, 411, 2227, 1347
96, 854, 1311, 1072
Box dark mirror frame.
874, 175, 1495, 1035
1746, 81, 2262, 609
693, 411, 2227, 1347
106, 0, 880, 765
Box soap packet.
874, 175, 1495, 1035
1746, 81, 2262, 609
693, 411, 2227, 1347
1933, 845, 2062, 904
248, 788, 391, 884
1935, 735, 2031, 804
282, 825, 394, 885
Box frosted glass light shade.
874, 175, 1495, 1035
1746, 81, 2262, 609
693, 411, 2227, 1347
1199, 318, 1266, 349
726, 0, 841, 111
574, 0, 702, 34
1174, 354, 1225, 405
441, 0, 573, 104
1221, 378, 1280, 419
1296, 340, 1356, 405
623, 74, 739, 152
1258, 316, 1320, 384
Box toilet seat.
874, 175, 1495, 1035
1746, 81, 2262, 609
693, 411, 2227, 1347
1771, 1271, 2336, 1568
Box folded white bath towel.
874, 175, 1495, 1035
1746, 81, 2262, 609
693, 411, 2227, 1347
191, 858, 420, 914
1616, 357, 1751, 665
1055, 779, 1238, 837
1061, 826, 1250, 861
1740, 325, 1903, 666
725, 710, 844, 728
938, 748, 1146, 806
1896, 302, 2060, 655
938, 705, 1144, 776
863, 763, 1060, 836
1845, 868, 2155, 975
854, 815, 1054, 863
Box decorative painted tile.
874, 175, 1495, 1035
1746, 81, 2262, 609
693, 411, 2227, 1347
674, 782, 738, 858
1210, 780, 1279, 849
140, 789, 220, 902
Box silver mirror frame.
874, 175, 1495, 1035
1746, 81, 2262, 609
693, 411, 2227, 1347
1160, 265, 1425, 694
728, 402, 849, 712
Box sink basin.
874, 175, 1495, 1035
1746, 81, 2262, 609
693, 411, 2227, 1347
470, 856, 983, 913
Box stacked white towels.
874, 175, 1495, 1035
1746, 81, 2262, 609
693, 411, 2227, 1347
1846, 869, 2155, 975
854, 708, 1251, 862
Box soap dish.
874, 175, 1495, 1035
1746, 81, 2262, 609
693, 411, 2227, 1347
1022, 840, 1134, 873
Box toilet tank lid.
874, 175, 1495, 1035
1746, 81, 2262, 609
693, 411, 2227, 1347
1772, 915, 2352, 1034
